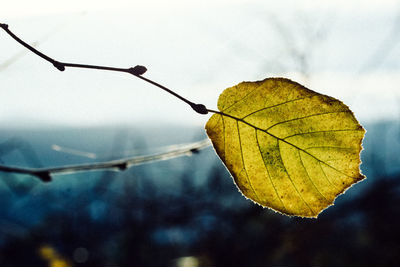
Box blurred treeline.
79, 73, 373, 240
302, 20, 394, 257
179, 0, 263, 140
0, 121, 399, 267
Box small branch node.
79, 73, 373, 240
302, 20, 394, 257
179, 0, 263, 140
190, 148, 200, 154
128, 65, 147, 76
53, 61, 65, 71
34, 171, 52, 182
191, 104, 209, 115
117, 163, 128, 171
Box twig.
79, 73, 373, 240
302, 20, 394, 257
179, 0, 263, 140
0, 139, 211, 182
0, 23, 209, 115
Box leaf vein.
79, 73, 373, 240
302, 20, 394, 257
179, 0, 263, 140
255, 129, 286, 212
279, 137, 361, 181
298, 150, 329, 203
266, 110, 351, 132
283, 129, 363, 140
318, 161, 340, 192
222, 83, 265, 112
237, 121, 262, 204
241, 95, 316, 119
305, 146, 356, 151
221, 114, 226, 161
277, 140, 314, 215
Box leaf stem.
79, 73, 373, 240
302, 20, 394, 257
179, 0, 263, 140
0, 23, 208, 114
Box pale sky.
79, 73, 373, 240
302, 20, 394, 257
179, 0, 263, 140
1, 0, 400, 127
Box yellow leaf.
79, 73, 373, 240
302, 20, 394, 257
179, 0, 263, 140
205, 78, 365, 217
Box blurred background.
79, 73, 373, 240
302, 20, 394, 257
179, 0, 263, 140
1, 0, 400, 266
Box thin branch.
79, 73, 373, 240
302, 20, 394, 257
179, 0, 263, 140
0, 139, 211, 182
0, 23, 208, 115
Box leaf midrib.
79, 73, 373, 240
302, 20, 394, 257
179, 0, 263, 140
215, 111, 362, 180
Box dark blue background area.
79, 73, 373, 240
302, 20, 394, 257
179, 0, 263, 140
0, 121, 399, 266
